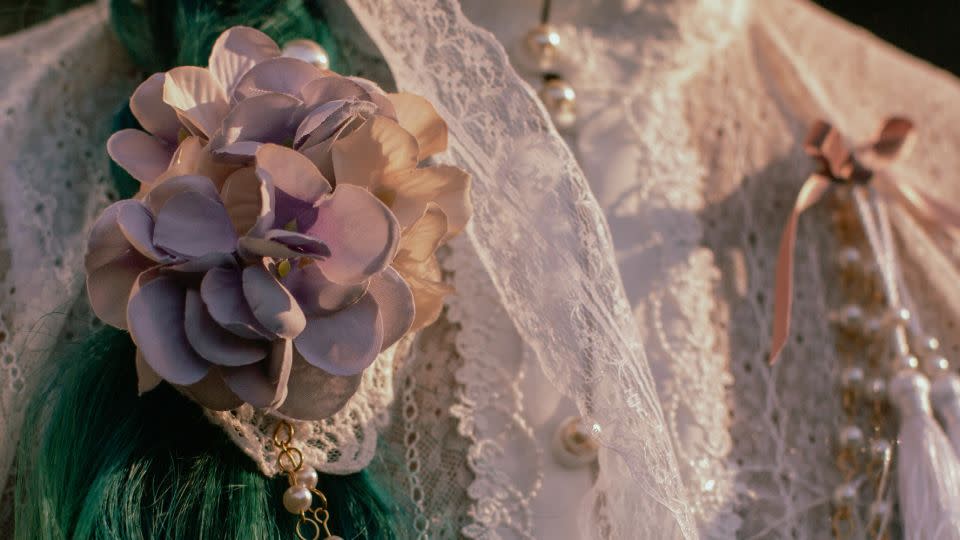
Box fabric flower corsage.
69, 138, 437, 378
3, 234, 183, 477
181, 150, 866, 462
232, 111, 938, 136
87, 26, 471, 421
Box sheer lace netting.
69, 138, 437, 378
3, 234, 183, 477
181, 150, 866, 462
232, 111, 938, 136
345, 0, 694, 537
0, 4, 136, 533
684, 2, 960, 538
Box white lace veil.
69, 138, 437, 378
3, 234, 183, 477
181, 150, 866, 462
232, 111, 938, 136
342, 0, 694, 537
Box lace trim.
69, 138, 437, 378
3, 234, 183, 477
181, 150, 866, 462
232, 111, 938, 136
206, 339, 407, 476
446, 237, 543, 539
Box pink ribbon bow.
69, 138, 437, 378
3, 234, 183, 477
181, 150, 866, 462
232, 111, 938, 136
770, 117, 960, 364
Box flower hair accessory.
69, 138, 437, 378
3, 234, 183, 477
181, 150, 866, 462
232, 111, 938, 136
86, 26, 470, 530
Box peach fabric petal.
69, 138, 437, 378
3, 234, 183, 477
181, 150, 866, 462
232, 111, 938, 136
388, 92, 448, 160
130, 73, 180, 144
381, 165, 471, 234
107, 129, 173, 184
331, 116, 419, 190
208, 26, 281, 97
163, 66, 230, 139
399, 271, 451, 332
397, 203, 448, 262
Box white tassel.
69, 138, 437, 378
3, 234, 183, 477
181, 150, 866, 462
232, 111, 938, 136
890, 370, 960, 540
932, 373, 960, 457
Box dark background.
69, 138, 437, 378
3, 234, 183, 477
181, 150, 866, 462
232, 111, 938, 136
1, 1, 959, 77
812, 0, 960, 76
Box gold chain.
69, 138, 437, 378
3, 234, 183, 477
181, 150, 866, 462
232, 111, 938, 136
272, 420, 338, 540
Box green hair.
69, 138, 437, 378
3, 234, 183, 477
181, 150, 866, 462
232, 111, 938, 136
16, 2, 405, 538
16, 328, 401, 539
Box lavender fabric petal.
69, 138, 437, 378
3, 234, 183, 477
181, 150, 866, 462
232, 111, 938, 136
166, 252, 235, 273
143, 174, 220, 214
282, 262, 367, 315
294, 100, 377, 149
232, 57, 322, 101
208, 26, 281, 97
346, 76, 397, 119
201, 266, 272, 339
127, 275, 210, 385
209, 92, 302, 152
163, 66, 229, 138
366, 266, 415, 351
242, 260, 306, 339
299, 76, 368, 110
86, 250, 153, 329
107, 129, 173, 184
237, 236, 313, 261
86, 201, 133, 272
265, 230, 331, 258
184, 289, 268, 366
130, 73, 181, 144
293, 292, 383, 376
117, 201, 170, 262
276, 352, 362, 420
153, 191, 238, 259
135, 350, 163, 395
180, 368, 244, 411
303, 185, 400, 284
254, 144, 331, 209
221, 339, 292, 409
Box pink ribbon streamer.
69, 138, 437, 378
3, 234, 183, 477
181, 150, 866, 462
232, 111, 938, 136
770, 117, 960, 364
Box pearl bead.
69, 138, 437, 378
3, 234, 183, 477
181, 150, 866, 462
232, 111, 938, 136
832, 482, 858, 506
868, 499, 891, 522
839, 366, 865, 391
892, 354, 919, 372
282, 39, 331, 70
863, 316, 886, 337
869, 438, 893, 463
923, 355, 951, 376
864, 376, 887, 402
283, 485, 313, 514
294, 466, 319, 489
552, 416, 599, 468
892, 307, 912, 325
920, 335, 941, 352
539, 77, 577, 131
836, 246, 862, 268
523, 24, 562, 71
833, 304, 864, 330
837, 424, 864, 451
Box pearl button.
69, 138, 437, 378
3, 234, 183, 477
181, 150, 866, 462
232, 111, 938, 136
832, 482, 858, 506
283, 485, 313, 514
839, 366, 865, 391
282, 39, 331, 71
552, 416, 599, 468
539, 77, 577, 131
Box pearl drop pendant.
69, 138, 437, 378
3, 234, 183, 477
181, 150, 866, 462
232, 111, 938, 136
539, 76, 577, 131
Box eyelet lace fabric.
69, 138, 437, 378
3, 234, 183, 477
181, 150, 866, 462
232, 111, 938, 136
0, 4, 136, 533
